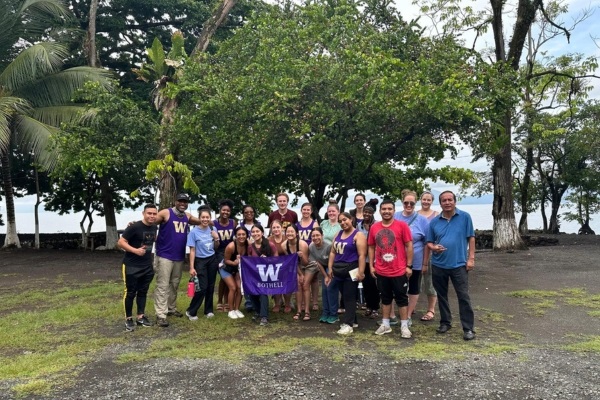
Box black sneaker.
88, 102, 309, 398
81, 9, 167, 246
156, 317, 169, 327
136, 315, 153, 327
167, 310, 183, 318
125, 318, 135, 332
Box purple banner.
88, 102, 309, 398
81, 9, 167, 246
241, 254, 298, 296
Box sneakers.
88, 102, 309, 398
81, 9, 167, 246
235, 310, 245, 318
375, 325, 392, 335
185, 311, 198, 321
337, 324, 353, 335
157, 317, 169, 327
352, 323, 359, 328
401, 326, 412, 339
228, 310, 239, 319
167, 310, 183, 318
206, 312, 215, 318
326, 316, 340, 324
319, 315, 328, 323
259, 317, 269, 326
125, 318, 135, 331
377, 317, 399, 326
136, 315, 152, 327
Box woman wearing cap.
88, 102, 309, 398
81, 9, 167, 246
417, 191, 439, 321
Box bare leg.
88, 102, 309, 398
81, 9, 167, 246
311, 275, 319, 310
407, 294, 419, 319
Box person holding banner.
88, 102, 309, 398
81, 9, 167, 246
328, 212, 367, 335
248, 224, 279, 326
281, 225, 310, 321
296, 203, 320, 312
186, 209, 220, 320
269, 220, 292, 313
221, 226, 249, 319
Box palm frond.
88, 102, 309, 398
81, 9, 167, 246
13, 113, 58, 170
30, 105, 87, 127
13, 66, 114, 107
0, 94, 31, 151
0, 42, 69, 92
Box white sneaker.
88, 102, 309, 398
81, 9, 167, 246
401, 326, 412, 339
407, 318, 412, 327
206, 312, 215, 318
185, 311, 198, 321
235, 310, 245, 318
375, 325, 392, 335
337, 324, 353, 335
228, 311, 238, 319
352, 323, 358, 328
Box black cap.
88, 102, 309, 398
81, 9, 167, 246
176, 193, 190, 202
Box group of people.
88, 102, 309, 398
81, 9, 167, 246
118, 190, 476, 340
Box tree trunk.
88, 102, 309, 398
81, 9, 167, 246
1, 151, 20, 248
85, 0, 100, 67
99, 176, 118, 249
34, 166, 41, 249
191, 0, 238, 57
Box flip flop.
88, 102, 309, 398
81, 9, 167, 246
420, 310, 435, 321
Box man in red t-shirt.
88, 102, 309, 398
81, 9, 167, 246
267, 192, 299, 231
368, 199, 413, 338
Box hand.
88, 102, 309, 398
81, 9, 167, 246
433, 244, 446, 254
422, 263, 428, 273
406, 267, 412, 278
212, 232, 219, 241
137, 246, 146, 256
466, 258, 475, 271
189, 268, 196, 277
371, 271, 377, 279
324, 275, 331, 286
356, 271, 365, 282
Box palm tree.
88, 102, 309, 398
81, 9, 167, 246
0, 0, 111, 247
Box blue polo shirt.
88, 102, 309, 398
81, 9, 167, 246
187, 226, 216, 258
426, 208, 474, 269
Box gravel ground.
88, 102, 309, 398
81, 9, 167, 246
1, 234, 599, 400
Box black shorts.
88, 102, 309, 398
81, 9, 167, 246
376, 274, 408, 307
408, 269, 422, 295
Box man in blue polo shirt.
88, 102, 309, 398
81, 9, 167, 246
426, 190, 476, 341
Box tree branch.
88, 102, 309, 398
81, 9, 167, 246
539, 0, 570, 43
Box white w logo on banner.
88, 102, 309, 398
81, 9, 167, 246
256, 263, 282, 282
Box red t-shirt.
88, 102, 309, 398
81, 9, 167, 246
267, 209, 299, 230
367, 220, 412, 277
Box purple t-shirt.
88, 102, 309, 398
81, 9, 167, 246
332, 229, 359, 263
213, 218, 235, 252
155, 208, 189, 262
297, 220, 316, 245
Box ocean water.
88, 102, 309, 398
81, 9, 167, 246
2, 201, 598, 235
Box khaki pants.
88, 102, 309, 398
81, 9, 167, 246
153, 255, 184, 318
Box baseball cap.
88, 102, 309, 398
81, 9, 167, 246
176, 193, 190, 202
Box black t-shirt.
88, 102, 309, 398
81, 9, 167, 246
122, 221, 157, 270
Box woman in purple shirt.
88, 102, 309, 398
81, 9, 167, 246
327, 212, 367, 335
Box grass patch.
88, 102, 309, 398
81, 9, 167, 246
523, 299, 557, 316
476, 306, 512, 323
506, 290, 561, 299
587, 310, 600, 317
564, 336, 600, 353
12, 379, 52, 398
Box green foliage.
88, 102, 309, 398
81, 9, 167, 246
139, 154, 199, 198
172, 0, 482, 211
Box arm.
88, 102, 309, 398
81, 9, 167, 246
211, 229, 220, 249
355, 232, 367, 281
117, 236, 145, 257
154, 208, 170, 225
466, 236, 475, 271
299, 241, 309, 266
188, 247, 196, 276
224, 242, 237, 267
422, 242, 431, 273
186, 212, 201, 225
368, 245, 376, 278
405, 240, 414, 278
327, 244, 336, 281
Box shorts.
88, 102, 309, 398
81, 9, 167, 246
302, 261, 319, 275
408, 269, 422, 295
219, 267, 233, 279
376, 274, 408, 307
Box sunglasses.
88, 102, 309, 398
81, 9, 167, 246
403, 201, 416, 206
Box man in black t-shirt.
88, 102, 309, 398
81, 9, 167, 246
117, 204, 158, 331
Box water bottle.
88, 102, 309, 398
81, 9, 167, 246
193, 275, 201, 292
187, 277, 196, 297
358, 282, 364, 305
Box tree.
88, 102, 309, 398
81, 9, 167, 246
51, 83, 159, 248
172, 0, 479, 213
0, 0, 111, 247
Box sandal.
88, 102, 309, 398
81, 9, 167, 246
293, 312, 301, 320
312, 304, 319, 311
272, 305, 280, 313
303, 312, 311, 321
420, 310, 435, 321
217, 304, 224, 311
284, 305, 292, 313
223, 304, 230, 312
337, 308, 345, 314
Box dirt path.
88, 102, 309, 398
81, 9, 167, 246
1, 234, 599, 399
